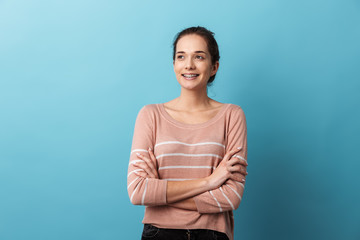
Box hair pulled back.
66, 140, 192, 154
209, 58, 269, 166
172, 26, 220, 86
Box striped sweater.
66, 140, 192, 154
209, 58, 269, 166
127, 103, 247, 240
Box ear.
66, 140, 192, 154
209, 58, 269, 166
210, 61, 219, 76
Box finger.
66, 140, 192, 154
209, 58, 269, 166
148, 147, 157, 168
132, 167, 147, 176
130, 159, 145, 166
141, 154, 158, 178
142, 161, 156, 178
133, 161, 156, 178
233, 154, 248, 165
223, 147, 243, 161
232, 156, 248, 166
148, 148, 159, 171
136, 152, 154, 171
134, 170, 149, 178
230, 173, 246, 182
232, 172, 246, 179
225, 148, 241, 159
227, 157, 243, 166
147, 148, 160, 178
132, 162, 146, 171
228, 164, 248, 175
227, 159, 248, 174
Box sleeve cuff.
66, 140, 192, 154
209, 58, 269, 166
147, 178, 168, 205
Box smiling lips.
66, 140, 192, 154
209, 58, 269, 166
182, 73, 200, 80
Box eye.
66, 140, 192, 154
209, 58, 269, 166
195, 55, 204, 60
176, 55, 184, 60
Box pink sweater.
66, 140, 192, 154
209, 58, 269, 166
127, 103, 247, 240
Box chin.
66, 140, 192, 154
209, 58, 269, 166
179, 82, 206, 91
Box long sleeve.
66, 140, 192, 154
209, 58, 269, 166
127, 105, 168, 206
193, 106, 247, 214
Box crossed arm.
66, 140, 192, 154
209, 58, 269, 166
131, 146, 248, 211
127, 105, 248, 213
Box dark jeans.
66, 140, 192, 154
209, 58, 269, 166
141, 224, 229, 240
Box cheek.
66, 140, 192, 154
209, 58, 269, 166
198, 63, 212, 74
173, 63, 183, 74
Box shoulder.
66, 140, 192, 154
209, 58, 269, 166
139, 104, 158, 114
225, 104, 247, 132
226, 103, 246, 118
224, 103, 247, 127
136, 104, 159, 119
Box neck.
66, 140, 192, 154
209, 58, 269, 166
174, 87, 211, 111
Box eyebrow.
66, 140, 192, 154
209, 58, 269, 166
176, 51, 207, 54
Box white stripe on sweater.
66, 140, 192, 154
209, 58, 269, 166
127, 169, 144, 177
155, 141, 225, 148
130, 182, 140, 202
159, 166, 215, 170
235, 181, 245, 189
130, 149, 148, 155
226, 184, 242, 200
234, 154, 247, 161
156, 153, 222, 159
220, 186, 235, 210
129, 160, 145, 166
210, 190, 222, 212
127, 176, 140, 189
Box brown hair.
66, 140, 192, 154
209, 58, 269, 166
172, 26, 220, 86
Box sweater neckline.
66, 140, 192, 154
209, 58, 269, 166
158, 102, 230, 128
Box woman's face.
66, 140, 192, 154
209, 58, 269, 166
173, 34, 219, 91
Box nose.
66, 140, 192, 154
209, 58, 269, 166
185, 57, 195, 70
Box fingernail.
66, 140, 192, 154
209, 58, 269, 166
237, 147, 242, 150
136, 153, 141, 156
242, 179, 246, 182
148, 147, 151, 151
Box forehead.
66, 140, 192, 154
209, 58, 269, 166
176, 34, 208, 53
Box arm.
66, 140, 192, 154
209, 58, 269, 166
135, 146, 246, 209
127, 105, 168, 206
128, 105, 247, 208
192, 106, 248, 214
168, 197, 197, 211
127, 105, 227, 206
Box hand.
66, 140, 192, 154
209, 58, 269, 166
133, 147, 159, 179
206, 147, 248, 189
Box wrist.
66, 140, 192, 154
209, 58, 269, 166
204, 175, 216, 190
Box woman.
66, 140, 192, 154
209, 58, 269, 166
127, 26, 248, 240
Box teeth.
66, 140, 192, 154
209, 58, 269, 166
183, 74, 198, 77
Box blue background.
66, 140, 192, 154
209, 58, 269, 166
1, 0, 359, 239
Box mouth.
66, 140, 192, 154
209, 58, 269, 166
181, 73, 200, 80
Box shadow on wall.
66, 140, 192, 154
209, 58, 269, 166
231, 65, 348, 239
